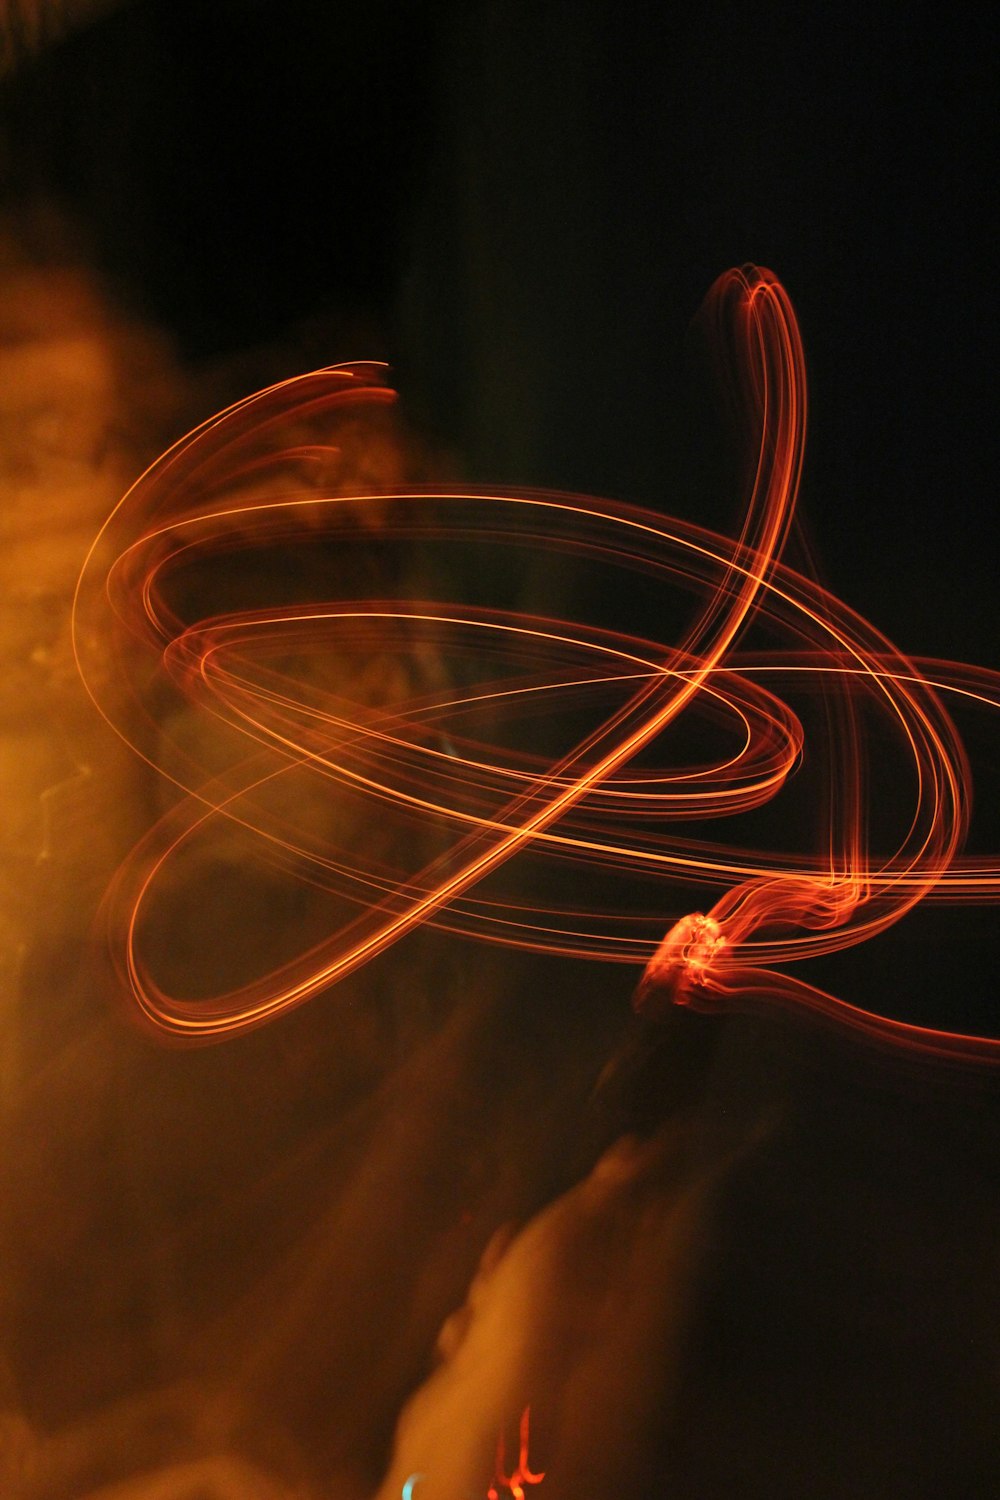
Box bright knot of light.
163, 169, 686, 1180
636, 912, 727, 1012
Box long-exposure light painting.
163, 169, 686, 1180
72, 267, 1000, 1065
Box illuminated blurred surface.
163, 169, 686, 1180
1, 5, 997, 1497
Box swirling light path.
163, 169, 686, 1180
73, 268, 1000, 1060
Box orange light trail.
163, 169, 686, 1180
488, 1405, 545, 1499
72, 268, 1000, 1061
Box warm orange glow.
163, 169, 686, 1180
72, 268, 1000, 1061
484, 1406, 545, 1498
637, 911, 728, 1006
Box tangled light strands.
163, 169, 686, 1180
73, 268, 1000, 1060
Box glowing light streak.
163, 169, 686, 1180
72, 269, 1000, 1060
399, 1407, 543, 1497
488, 1406, 545, 1499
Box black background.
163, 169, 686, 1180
3, 2, 997, 1025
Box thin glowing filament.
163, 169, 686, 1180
72, 270, 1000, 1061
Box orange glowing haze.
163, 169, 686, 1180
73, 267, 999, 1063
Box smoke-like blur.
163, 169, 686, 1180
2, 6, 999, 1499
4, 216, 999, 1500
0, 208, 675, 1499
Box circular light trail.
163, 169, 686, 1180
73, 269, 1000, 1062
